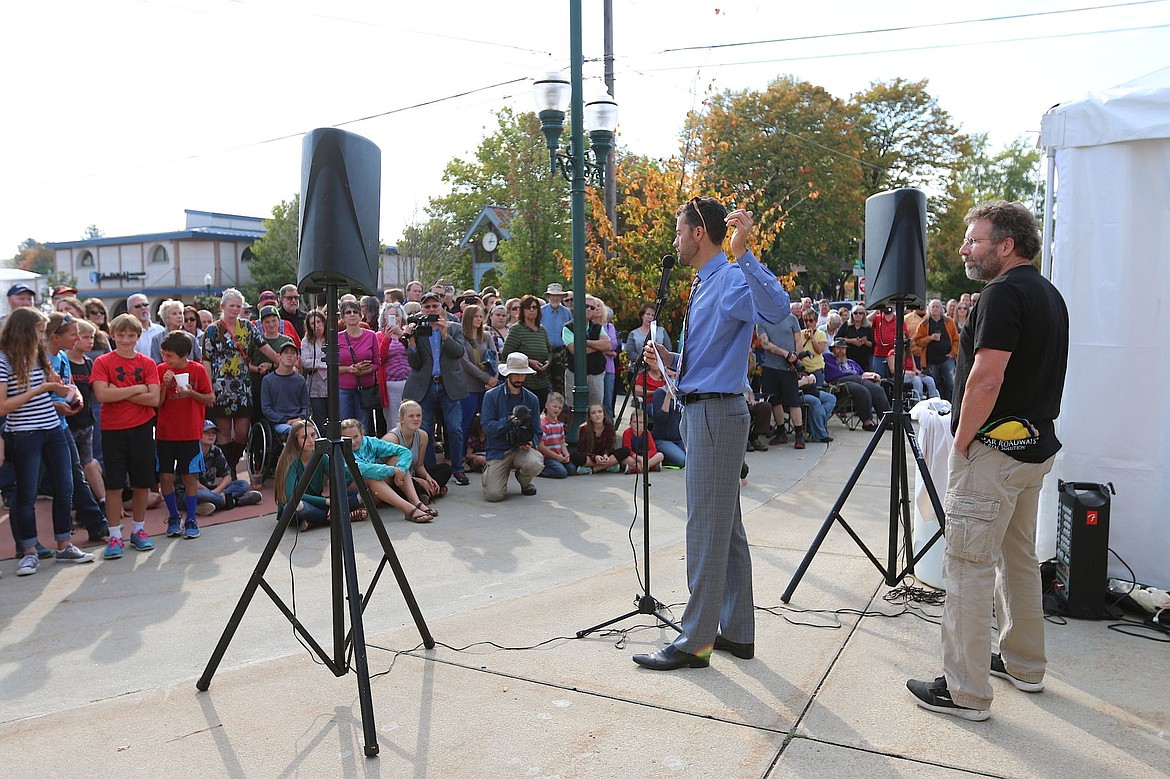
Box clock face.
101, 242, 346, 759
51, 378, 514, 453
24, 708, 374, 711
481, 232, 498, 252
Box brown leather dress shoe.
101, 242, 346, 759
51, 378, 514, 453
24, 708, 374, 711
632, 645, 710, 670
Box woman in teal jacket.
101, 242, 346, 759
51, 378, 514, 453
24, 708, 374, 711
340, 418, 437, 523
273, 419, 361, 531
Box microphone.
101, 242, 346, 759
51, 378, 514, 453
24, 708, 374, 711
654, 255, 676, 305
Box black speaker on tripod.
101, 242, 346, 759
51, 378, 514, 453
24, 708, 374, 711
864, 188, 927, 310
298, 127, 382, 296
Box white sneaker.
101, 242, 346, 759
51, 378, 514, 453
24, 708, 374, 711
54, 544, 95, 564
17, 553, 39, 576
196, 502, 217, 516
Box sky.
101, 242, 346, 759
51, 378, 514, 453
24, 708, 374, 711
1, 0, 1168, 259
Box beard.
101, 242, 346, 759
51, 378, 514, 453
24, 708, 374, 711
964, 247, 1000, 281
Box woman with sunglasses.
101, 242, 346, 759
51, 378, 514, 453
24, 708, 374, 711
954, 301, 971, 330
504, 297, 522, 327
838, 307, 874, 369
337, 299, 382, 434
502, 294, 551, 408
82, 297, 110, 334
182, 305, 201, 338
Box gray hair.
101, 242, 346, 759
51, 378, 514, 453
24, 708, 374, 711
157, 299, 183, 320
220, 287, 244, 308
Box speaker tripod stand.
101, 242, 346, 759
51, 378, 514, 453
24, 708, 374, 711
197, 286, 434, 759
782, 300, 947, 602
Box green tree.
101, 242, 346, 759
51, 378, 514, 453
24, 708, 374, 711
246, 195, 300, 302
688, 76, 866, 294
83, 224, 104, 239
409, 107, 571, 297
850, 78, 966, 194
927, 136, 1044, 299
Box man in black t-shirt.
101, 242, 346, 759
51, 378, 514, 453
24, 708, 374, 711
908, 201, 1069, 722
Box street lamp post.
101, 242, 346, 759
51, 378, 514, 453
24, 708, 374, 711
204, 272, 213, 297
533, 0, 618, 441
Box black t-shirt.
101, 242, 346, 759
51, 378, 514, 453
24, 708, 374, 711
838, 323, 874, 368
564, 320, 606, 375
952, 265, 1069, 462
67, 355, 96, 429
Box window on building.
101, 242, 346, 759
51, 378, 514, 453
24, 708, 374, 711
78, 250, 94, 267
151, 245, 169, 264
242, 246, 254, 263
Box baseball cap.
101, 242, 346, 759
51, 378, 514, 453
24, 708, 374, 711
258, 290, 278, 303
53, 284, 79, 297
279, 341, 299, 353
420, 291, 441, 303
831, 338, 847, 348
259, 305, 280, 319
203, 419, 218, 432
7, 283, 35, 298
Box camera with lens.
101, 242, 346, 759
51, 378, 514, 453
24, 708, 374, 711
503, 404, 536, 448
406, 312, 441, 326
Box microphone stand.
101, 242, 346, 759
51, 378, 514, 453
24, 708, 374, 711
578, 257, 681, 638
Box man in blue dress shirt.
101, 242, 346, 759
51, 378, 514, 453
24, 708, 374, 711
540, 282, 573, 395
635, 197, 790, 671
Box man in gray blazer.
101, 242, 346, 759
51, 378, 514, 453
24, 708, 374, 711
403, 292, 471, 485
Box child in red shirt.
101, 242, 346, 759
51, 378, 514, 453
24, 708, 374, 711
620, 407, 664, 474
157, 331, 215, 539
93, 313, 161, 558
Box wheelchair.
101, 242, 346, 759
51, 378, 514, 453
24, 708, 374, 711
247, 418, 288, 486
827, 381, 863, 431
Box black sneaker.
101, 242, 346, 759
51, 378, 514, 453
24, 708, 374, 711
769, 431, 787, 446
906, 677, 990, 721
990, 654, 1045, 692
87, 522, 111, 543
452, 472, 470, 486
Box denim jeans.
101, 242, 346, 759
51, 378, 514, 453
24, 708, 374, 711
338, 388, 374, 435
926, 358, 956, 401
539, 458, 569, 478
196, 479, 251, 509
65, 426, 106, 533
420, 380, 464, 475
655, 438, 687, 467
603, 371, 616, 421
10, 426, 74, 548
803, 391, 837, 441
460, 390, 485, 466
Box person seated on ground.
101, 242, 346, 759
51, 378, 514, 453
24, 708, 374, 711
385, 399, 451, 503
464, 414, 488, 473
193, 420, 262, 515
619, 408, 664, 473
261, 342, 311, 437
339, 418, 436, 523
795, 364, 836, 444
823, 338, 890, 432
537, 391, 586, 478
648, 387, 686, 467
480, 352, 545, 500
273, 418, 359, 532
577, 403, 629, 473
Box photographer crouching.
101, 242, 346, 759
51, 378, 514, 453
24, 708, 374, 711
480, 352, 544, 501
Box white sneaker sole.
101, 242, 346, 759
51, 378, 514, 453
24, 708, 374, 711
909, 689, 991, 721
991, 668, 1045, 693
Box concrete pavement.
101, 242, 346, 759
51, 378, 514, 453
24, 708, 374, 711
1, 420, 1166, 778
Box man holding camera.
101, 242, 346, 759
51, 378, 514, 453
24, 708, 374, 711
403, 292, 471, 485
480, 352, 543, 501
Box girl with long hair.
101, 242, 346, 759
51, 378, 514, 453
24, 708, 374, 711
300, 310, 330, 430
273, 419, 360, 532
576, 403, 626, 473
1, 308, 92, 574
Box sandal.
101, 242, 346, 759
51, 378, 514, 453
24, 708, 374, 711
404, 505, 432, 523
349, 507, 368, 522
415, 500, 438, 518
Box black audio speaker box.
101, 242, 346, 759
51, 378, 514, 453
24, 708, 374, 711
864, 188, 927, 309
298, 128, 381, 295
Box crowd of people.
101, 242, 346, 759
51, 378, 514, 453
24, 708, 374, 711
2, 268, 975, 577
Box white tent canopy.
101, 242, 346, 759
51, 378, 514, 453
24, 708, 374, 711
1039, 67, 1170, 590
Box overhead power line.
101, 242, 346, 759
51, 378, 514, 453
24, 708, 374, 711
660, 0, 1169, 54
638, 22, 1170, 74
